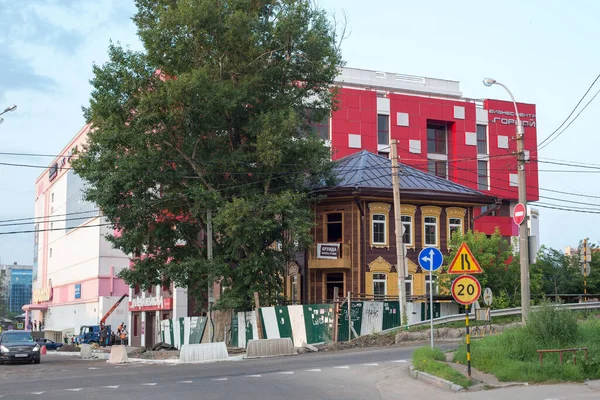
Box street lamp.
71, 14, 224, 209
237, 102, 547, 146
0, 104, 17, 116
482, 78, 530, 323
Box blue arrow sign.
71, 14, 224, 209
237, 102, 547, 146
418, 247, 444, 271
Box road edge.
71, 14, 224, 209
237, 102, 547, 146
409, 365, 465, 392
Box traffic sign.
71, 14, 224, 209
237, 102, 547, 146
418, 247, 444, 272
582, 263, 591, 277
513, 203, 526, 225
483, 288, 493, 306
451, 275, 482, 306
447, 243, 483, 274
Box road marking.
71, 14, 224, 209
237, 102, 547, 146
363, 363, 379, 366
141, 383, 157, 386
104, 386, 119, 389
245, 374, 262, 378
212, 378, 228, 381
178, 380, 193, 383
334, 366, 350, 369
306, 368, 321, 372
277, 371, 294, 375
65, 388, 82, 392
88, 367, 99, 370
391, 359, 407, 363
31, 392, 45, 395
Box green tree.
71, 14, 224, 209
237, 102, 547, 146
533, 245, 580, 299
73, 0, 344, 311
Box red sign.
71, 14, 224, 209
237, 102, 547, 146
513, 203, 526, 225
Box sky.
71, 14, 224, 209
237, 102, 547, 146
1, 0, 599, 264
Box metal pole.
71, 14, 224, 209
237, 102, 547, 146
347, 291, 351, 341
390, 140, 407, 327
207, 210, 214, 343
584, 238, 588, 303
429, 269, 434, 349
466, 307, 471, 378
493, 82, 530, 323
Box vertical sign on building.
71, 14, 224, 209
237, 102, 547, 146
74, 284, 81, 299
32, 224, 39, 282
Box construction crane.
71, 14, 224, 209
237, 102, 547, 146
77, 294, 129, 345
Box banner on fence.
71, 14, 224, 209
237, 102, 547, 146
160, 316, 207, 349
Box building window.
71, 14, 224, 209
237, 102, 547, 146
325, 213, 343, 243
377, 114, 389, 146
426, 275, 438, 295
424, 217, 437, 246
477, 125, 488, 155
307, 109, 330, 141
368, 203, 390, 248
372, 214, 386, 245
428, 160, 447, 179
427, 123, 447, 154
373, 273, 387, 300
405, 274, 413, 297
477, 160, 489, 190
401, 216, 412, 246
449, 218, 462, 237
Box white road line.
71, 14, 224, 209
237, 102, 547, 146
306, 368, 321, 372
61, 369, 69, 372
245, 374, 262, 378
88, 367, 99, 370
141, 383, 157, 386
31, 392, 44, 395
363, 363, 379, 366
65, 388, 82, 392
104, 386, 119, 389
178, 381, 193, 383
277, 371, 294, 375
334, 366, 350, 369
391, 359, 407, 363
212, 378, 228, 381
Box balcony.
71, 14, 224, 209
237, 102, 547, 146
308, 243, 351, 270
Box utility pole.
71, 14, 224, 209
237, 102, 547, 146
582, 238, 591, 302
390, 140, 407, 326
207, 210, 214, 343
483, 78, 530, 323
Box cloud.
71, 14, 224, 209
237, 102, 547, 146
0, 49, 58, 94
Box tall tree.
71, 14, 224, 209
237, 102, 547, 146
534, 245, 580, 299
73, 0, 344, 311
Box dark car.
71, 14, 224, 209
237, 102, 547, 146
35, 338, 63, 351
0, 331, 41, 365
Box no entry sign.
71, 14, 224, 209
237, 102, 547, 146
513, 203, 526, 226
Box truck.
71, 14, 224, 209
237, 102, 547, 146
77, 294, 128, 345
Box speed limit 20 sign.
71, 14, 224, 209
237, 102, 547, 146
451, 275, 482, 306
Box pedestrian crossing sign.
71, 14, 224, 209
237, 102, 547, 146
447, 242, 483, 274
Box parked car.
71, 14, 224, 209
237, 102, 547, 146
35, 338, 63, 351
0, 330, 41, 365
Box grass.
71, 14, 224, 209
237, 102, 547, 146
412, 346, 473, 388
407, 314, 521, 332
453, 305, 600, 383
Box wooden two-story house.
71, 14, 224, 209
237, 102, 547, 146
299, 151, 496, 313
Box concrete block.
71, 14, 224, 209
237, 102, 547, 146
107, 345, 129, 364
80, 344, 92, 359
179, 342, 228, 363
245, 338, 294, 359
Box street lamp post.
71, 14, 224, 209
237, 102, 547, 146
0, 104, 17, 125
482, 78, 530, 323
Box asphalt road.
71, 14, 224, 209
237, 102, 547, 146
2, 344, 600, 400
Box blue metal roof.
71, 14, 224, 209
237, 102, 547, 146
332, 150, 486, 197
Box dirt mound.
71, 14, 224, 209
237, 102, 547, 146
57, 345, 80, 352
324, 331, 396, 351
128, 347, 180, 360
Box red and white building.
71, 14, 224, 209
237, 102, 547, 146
321, 67, 539, 239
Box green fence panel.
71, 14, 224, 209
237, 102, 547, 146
274, 306, 292, 339
245, 312, 254, 342
189, 317, 207, 344
338, 302, 364, 342
302, 304, 333, 344
230, 314, 239, 347
382, 301, 400, 330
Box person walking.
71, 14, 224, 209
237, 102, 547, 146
100, 326, 107, 347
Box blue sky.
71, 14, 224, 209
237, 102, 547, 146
1, 0, 599, 264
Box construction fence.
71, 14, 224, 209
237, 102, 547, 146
160, 316, 207, 349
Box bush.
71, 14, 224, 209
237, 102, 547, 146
412, 346, 472, 388
525, 303, 578, 348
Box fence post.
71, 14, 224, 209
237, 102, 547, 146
333, 289, 339, 342
347, 291, 351, 341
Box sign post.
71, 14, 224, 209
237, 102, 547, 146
448, 242, 483, 379
581, 238, 592, 302
418, 247, 443, 349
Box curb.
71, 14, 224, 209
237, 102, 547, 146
409, 365, 464, 392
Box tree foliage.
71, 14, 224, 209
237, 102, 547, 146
73, 0, 344, 311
